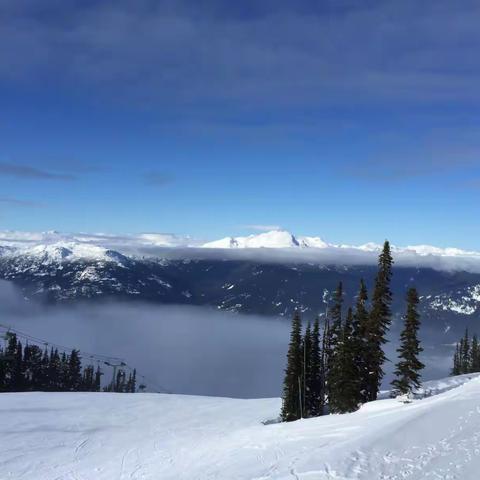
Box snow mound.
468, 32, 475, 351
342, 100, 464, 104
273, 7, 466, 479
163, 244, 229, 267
1, 374, 480, 479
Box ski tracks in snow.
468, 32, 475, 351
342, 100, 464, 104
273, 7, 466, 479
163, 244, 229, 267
338, 408, 480, 479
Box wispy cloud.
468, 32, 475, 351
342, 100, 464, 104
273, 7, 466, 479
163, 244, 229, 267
243, 224, 282, 232
1, 0, 479, 110
0, 197, 44, 208
143, 172, 173, 187
0, 163, 75, 181
342, 132, 480, 182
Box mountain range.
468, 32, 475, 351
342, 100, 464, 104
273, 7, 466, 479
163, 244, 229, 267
0, 229, 479, 348
1, 228, 480, 258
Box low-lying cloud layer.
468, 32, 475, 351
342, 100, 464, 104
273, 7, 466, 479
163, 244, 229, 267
0, 280, 456, 398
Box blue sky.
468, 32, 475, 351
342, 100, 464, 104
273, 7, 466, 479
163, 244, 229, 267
1, 0, 480, 247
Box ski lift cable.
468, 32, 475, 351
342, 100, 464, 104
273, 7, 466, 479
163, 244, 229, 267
0, 324, 124, 362
122, 362, 173, 394
0, 323, 174, 394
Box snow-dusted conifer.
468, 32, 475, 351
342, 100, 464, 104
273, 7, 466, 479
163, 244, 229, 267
366, 241, 393, 401
391, 288, 424, 396
281, 311, 303, 422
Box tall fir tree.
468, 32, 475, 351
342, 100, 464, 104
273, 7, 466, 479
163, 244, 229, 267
302, 322, 313, 417
451, 342, 461, 375
471, 335, 480, 372
329, 282, 344, 348
67, 350, 82, 391
130, 368, 137, 393
281, 311, 304, 422
325, 282, 343, 403
353, 279, 369, 403
94, 365, 103, 391
13, 339, 24, 391
366, 240, 393, 401
329, 308, 361, 413
59, 352, 69, 390
391, 288, 425, 396
0, 344, 5, 391
309, 318, 324, 416
81, 365, 95, 391
460, 329, 470, 374
48, 349, 61, 391
24, 344, 43, 390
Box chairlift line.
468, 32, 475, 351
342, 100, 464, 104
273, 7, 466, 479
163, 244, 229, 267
0, 322, 174, 394
0, 323, 124, 363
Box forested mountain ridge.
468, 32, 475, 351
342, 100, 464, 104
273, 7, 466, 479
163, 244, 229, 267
1, 246, 480, 339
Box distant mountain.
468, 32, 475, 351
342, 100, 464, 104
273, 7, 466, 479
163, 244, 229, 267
2, 229, 480, 259
1, 239, 480, 345
202, 230, 329, 249
201, 230, 480, 259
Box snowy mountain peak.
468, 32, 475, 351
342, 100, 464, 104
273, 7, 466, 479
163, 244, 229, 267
203, 230, 332, 249
203, 230, 302, 249
4, 242, 129, 265
298, 235, 329, 248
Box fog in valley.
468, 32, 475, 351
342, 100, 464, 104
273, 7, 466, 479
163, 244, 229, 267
0, 280, 454, 398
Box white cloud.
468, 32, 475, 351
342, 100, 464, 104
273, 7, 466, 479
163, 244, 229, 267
242, 224, 282, 232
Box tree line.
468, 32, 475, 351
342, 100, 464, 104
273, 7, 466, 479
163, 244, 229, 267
281, 241, 425, 421
0, 333, 136, 393
451, 329, 480, 375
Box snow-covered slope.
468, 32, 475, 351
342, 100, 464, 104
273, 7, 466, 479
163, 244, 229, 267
2, 374, 480, 479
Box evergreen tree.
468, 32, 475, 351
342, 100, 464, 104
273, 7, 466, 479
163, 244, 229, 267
321, 317, 331, 400
67, 350, 82, 391
302, 323, 313, 417
82, 365, 95, 391
460, 329, 470, 374
329, 308, 361, 413
115, 369, 127, 392
281, 311, 304, 422
325, 282, 343, 402
451, 342, 461, 376
366, 240, 393, 401
130, 368, 137, 393
309, 318, 324, 416
40, 347, 50, 389
391, 288, 425, 396
125, 369, 137, 393
12, 339, 24, 391
59, 352, 69, 391
94, 365, 103, 391
0, 333, 136, 394
48, 349, 61, 391
4, 332, 21, 392
0, 345, 6, 391
329, 282, 344, 347
471, 335, 480, 372
24, 344, 43, 390
353, 279, 369, 403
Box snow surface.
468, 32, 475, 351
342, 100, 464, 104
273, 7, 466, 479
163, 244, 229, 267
2, 374, 480, 479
